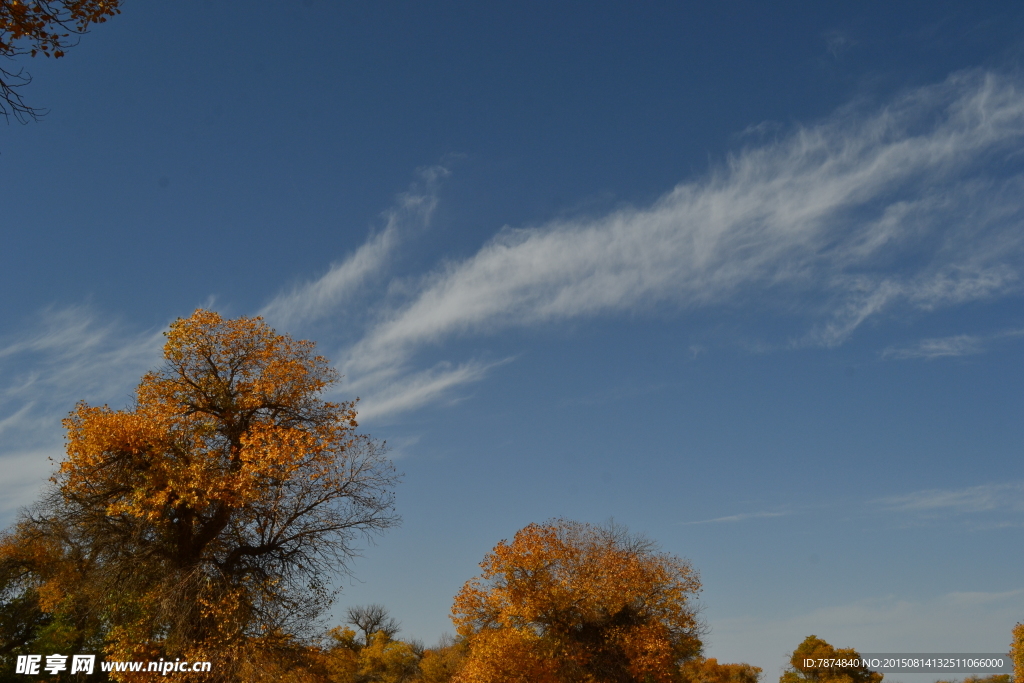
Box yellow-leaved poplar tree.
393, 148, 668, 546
780, 635, 882, 683
0, 310, 399, 681
451, 519, 704, 683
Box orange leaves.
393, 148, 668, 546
7, 309, 399, 677
1, 0, 122, 121
452, 519, 703, 683
1011, 624, 1024, 683
418, 637, 469, 683
58, 310, 359, 523
151, 309, 341, 415
681, 658, 763, 683
61, 403, 173, 520
453, 627, 560, 683
781, 636, 882, 683
0, 0, 120, 56
356, 631, 421, 683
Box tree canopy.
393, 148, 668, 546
347, 604, 402, 647
0, 0, 120, 121
681, 657, 762, 683
0, 309, 400, 679
780, 635, 882, 683
451, 519, 704, 683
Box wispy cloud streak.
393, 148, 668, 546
0, 308, 165, 518
351, 360, 497, 422
340, 71, 1024, 386
0, 307, 164, 424
9, 71, 1024, 435
260, 166, 449, 329
881, 334, 986, 360
874, 481, 1024, 515
881, 328, 1024, 359
680, 511, 789, 525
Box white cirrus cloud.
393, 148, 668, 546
882, 327, 1024, 360
874, 481, 1024, 515
336, 70, 1024, 390
0, 448, 64, 516
345, 359, 499, 423
259, 165, 449, 329
881, 334, 986, 360
679, 511, 790, 525
0, 307, 165, 425
0, 307, 167, 523
8, 70, 1024, 444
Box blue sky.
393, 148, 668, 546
2, 1, 1024, 678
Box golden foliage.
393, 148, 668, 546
61, 309, 359, 525
1, 0, 119, 57
780, 635, 882, 683
0, 0, 121, 120
322, 626, 427, 683
681, 657, 762, 683
355, 632, 420, 683
417, 637, 468, 683
1012, 624, 1024, 683
324, 626, 363, 682
1, 310, 400, 681
451, 519, 703, 683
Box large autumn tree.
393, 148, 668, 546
451, 519, 704, 683
0, 0, 120, 121
0, 310, 399, 679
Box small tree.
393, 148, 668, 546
780, 635, 882, 683
0, 310, 400, 679
451, 519, 704, 683
347, 604, 402, 646
681, 657, 762, 683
